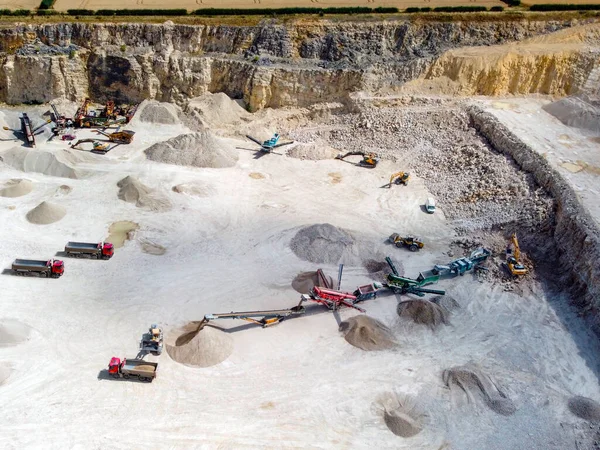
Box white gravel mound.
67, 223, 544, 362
145, 132, 238, 168
0, 148, 98, 179
117, 176, 171, 212
185, 92, 250, 128
26, 201, 66, 225
0, 179, 33, 197
137, 100, 180, 124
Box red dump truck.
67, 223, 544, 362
12, 259, 64, 278
108, 357, 157, 382
65, 241, 114, 259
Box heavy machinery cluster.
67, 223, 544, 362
3, 98, 138, 153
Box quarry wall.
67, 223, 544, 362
0, 19, 597, 109
469, 106, 600, 333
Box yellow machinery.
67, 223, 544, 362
505, 233, 528, 277
96, 129, 135, 144
388, 233, 424, 252
336, 151, 380, 168
389, 171, 410, 187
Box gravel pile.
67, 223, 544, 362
145, 132, 238, 168
290, 103, 553, 231
443, 364, 517, 416
568, 396, 600, 422
117, 176, 171, 212
138, 100, 180, 124
166, 322, 233, 368
0, 179, 32, 198
290, 223, 356, 265
26, 201, 66, 225
397, 299, 449, 329
339, 315, 396, 351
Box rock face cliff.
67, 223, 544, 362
0, 19, 598, 110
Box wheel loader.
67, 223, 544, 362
388, 233, 424, 252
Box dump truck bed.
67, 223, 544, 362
65, 242, 100, 253
122, 359, 158, 375
12, 259, 48, 270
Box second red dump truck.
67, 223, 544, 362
12, 259, 64, 278
64, 242, 113, 259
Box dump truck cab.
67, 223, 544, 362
101, 242, 114, 258
52, 259, 64, 276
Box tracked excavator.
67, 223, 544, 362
336, 151, 380, 168
388, 171, 409, 187
505, 233, 528, 277
70, 129, 135, 153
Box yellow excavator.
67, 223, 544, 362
505, 233, 528, 277
389, 171, 410, 187
336, 151, 380, 168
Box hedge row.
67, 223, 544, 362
30, 6, 401, 16
407, 6, 491, 12
530, 3, 600, 11
192, 7, 398, 15
0, 9, 31, 15
500, 0, 521, 6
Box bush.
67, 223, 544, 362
12, 9, 31, 15
0, 9, 11, 15
530, 4, 600, 11
490, 6, 504, 11
120, 44, 126, 52
38, 0, 55, 9
69, 49, 76, 59
113, 9, 187, 15
36, 9, 59, 15
67, 9, 94, 15
95, 9, 115, 15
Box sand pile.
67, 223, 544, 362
166, 322, 233, 368
543, 96, 600, 132
138, 100, 180, 124
0, 148, 96, 179
117, 176, 171, 212
339, 316, 396, 351
140, 238, 166, 256
290, 223, 357, 265
397, 299, 449, 329
172, 182, 215, 197
375, 392, 426, 438
443, 364, 516, 416
26, 201, 66, 225
0, 179, 32, 198
185, 92, 250, 128
568, 396, 600, 422
287, 141, 339, 160
107, 221, 139, 248
0, 319, 31, 346
145, 132, 238, 169
291, 271, 334, 294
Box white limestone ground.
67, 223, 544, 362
0, 98, 598, 450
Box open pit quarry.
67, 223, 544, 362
0, 16, 600, 450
